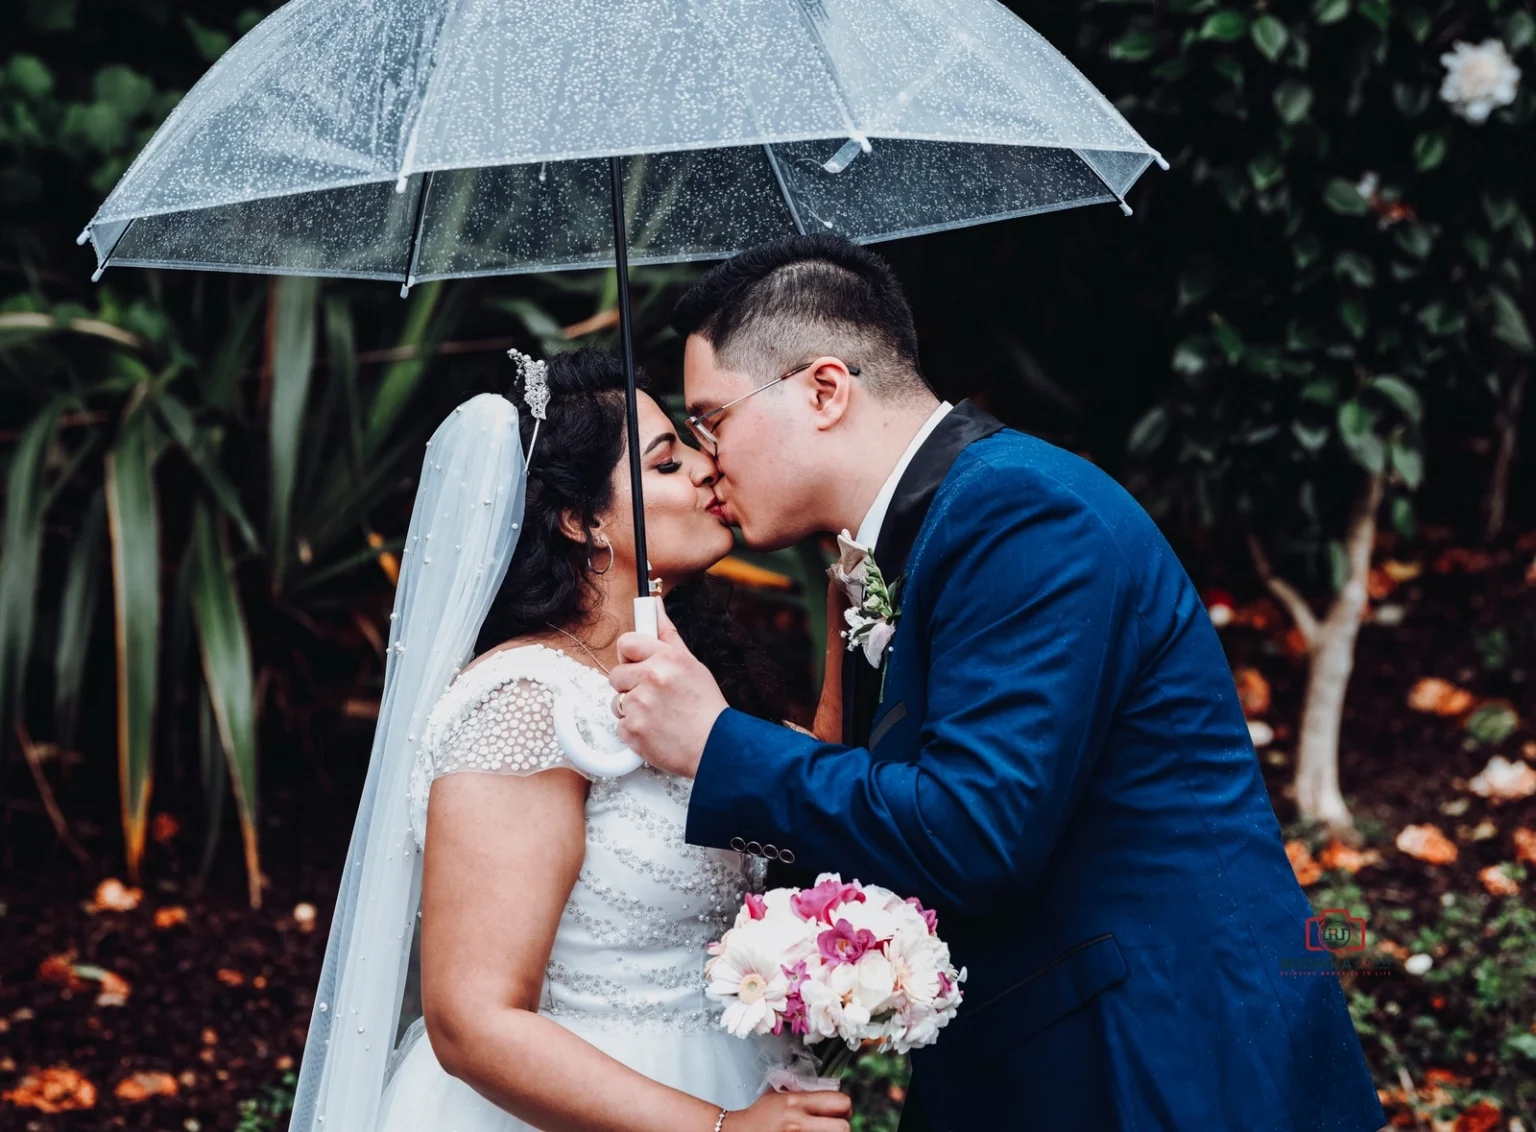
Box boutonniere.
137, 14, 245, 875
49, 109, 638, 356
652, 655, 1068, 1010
827, 530, 900, 668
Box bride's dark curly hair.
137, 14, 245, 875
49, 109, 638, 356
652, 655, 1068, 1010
474, 348, 789, 721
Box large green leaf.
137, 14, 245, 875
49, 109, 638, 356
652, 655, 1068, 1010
156, 392, 259, 552
267, 276, 319, 591
326, 295, 365, 493
0, 399, 66, 754
105, 405, 161, 880
53, 488, 106, 754
1251, 15, 1288, 61
1489, 288, 1534, 355
188, 501, 261, 908
1369, 375, 1423, 423
203, 289, 264, 412
365, 281, 467, 454
1337, 399, 1385, 473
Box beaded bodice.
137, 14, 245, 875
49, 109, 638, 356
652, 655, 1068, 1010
409, 645, 763, 1032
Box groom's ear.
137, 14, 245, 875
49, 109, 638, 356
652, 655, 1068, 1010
807, 357, 854, 432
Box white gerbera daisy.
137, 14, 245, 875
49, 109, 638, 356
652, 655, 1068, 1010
706, 933, 790, 1037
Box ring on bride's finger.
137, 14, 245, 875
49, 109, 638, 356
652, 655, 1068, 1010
611, 692, 626, 719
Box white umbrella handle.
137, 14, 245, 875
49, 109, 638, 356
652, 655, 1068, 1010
553, 596, 657, 777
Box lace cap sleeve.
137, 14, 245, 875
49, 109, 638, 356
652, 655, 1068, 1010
408, 648, 590, 847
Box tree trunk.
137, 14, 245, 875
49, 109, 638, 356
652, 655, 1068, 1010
1485, 366, 1528, 543
1248, 472, 1384, 841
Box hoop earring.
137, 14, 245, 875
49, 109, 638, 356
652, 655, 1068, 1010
588, 534, 613, 575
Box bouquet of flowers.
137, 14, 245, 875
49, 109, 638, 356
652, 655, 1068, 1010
705, 874, 966, 1082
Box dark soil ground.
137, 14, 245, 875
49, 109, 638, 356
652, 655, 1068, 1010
3, 532, 1534, 1132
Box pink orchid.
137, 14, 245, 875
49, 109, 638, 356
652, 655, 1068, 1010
906, 896, 939, 933
819, 919, 878, 966
937, 970, 954, 998
791, 877, 866, 924
744, 892, 768, 920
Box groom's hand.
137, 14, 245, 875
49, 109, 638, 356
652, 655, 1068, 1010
609, 603, 727, 779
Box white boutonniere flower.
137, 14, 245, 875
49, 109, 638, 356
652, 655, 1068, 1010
827, 530, 899, 668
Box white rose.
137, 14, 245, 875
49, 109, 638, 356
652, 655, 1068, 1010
1440, 39, 1521, 123
852, 950, 898, 1015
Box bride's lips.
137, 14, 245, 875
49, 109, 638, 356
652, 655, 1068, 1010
706, 495, 731, 525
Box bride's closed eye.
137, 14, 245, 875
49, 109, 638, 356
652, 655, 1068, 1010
656, 459, 683, 474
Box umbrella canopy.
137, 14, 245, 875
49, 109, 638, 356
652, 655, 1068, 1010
80, 0, 1164, 287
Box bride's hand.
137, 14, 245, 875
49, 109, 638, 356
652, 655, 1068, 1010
722, 1089, 852, 1132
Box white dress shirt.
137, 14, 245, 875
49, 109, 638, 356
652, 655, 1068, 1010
854, 401, 953, 548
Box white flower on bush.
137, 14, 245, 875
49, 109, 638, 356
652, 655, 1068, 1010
1439, 39, 1521, 123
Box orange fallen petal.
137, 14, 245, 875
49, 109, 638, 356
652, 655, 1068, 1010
1367, 566, 1395, 600
1407, 678, 1476, 717
1374, 938, 1410, 961
86, 878, 142, 914
1381, 560, 1422, 584
113, 1071, 178, 1102
1279, 627, 1310, 659
201, 1027, 218, 1046
1419, 1069, 1468, 1087
216, 969, 244, 987
1233, 666, 1272, 719
1467, 755, 1536, 802
36, 952, 86, 991
1432, 547, 1492, 575
1396, 824, 1459, 865
1514, 828, 1536, 867
1318, 841, 1382, 875
1454, 1100, 1501, 1132
154, 906, 188, 929
1285, 840, 1323, 886
150, 813, 180, 844
2, 1065, 97, 1113
1477, 865, 1520, 897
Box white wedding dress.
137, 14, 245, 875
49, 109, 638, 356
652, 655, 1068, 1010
377, 644, 785, 1131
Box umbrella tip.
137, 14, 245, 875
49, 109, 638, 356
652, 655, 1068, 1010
76, 226, 91, 246
90, 266, 106, 282
400, 282, 411, 298
395, 174, 409, 194
1118, 201, 1134, 217
1154, 153, 1170, 171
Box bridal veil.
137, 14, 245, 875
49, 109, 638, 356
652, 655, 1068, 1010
290, 393, 525, 1132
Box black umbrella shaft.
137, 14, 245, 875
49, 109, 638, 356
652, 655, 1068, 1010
609, 156, 648, 599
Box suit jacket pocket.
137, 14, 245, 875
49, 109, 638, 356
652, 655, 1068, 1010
956, 933, 1128, 1051
869, 701, 908, 751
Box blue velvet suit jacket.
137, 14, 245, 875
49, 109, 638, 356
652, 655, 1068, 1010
687, 409, 1384, 1132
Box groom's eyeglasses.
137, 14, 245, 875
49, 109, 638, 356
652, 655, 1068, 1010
684, 357, 860, 456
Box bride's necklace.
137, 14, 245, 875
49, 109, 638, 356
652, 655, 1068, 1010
544, 622, 611, 675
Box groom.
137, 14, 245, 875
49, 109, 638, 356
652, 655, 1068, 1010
611, 235, 1384, 1132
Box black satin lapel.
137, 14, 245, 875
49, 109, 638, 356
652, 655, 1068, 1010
872, 401, 1005, 585
844, 401, 1005, 747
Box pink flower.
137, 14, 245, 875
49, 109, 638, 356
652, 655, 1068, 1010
744, 892, 768, 920
937, 970, 954, 998
819, 919, 878, 966
782, 991, 810, 1035
792, 876, 866, 924
906, 896, 938, 933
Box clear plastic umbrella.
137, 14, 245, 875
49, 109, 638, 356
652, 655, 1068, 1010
80, 0, 1164, 601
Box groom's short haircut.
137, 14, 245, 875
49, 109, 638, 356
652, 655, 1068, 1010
673, 234, 931, 402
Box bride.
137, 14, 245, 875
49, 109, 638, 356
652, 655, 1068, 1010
289, 349, 851, 1132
